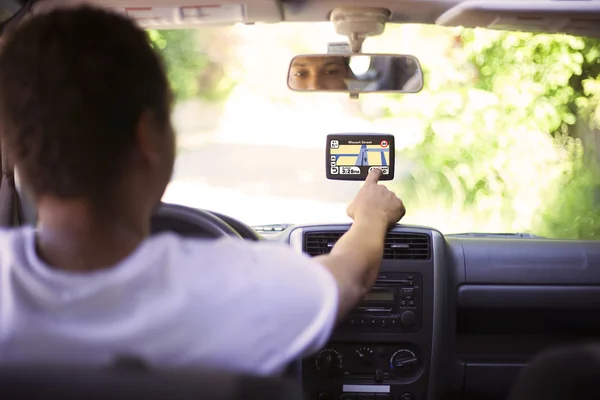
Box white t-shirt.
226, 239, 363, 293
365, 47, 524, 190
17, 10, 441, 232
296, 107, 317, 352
0, 227, 338, 375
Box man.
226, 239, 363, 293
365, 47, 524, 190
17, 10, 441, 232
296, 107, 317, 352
288, 55, 353, 90
0, 7, 405, 374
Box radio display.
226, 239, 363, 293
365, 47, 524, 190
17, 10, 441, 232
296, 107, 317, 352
363, 291, 394, 301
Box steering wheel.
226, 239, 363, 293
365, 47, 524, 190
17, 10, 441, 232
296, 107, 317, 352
206, 210, 262, 241
151, 203, 241, 239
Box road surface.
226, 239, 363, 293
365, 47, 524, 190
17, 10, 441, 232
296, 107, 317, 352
172, 142, 363, 203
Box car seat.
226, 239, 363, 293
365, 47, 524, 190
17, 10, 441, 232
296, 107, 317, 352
507, 343, 600, 400
0, 364, 306, 400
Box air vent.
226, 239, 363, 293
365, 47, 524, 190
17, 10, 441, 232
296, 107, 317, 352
304, 231, 431, 260
384, 232, 430, 260
304, 232, 344, 256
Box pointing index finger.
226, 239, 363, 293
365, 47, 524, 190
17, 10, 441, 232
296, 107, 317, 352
364, 168, 382, 185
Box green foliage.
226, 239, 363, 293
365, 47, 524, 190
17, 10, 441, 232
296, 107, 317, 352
535, 142, 600, 240
382, 29, 600, 238
462, 30, 600, 136
462, 30, 600, 239
147, 29, 236, 102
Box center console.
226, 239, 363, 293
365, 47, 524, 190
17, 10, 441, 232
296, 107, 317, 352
288, 225, 446, 400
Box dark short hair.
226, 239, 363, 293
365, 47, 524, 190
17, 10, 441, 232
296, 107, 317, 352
0, 6, 171, 199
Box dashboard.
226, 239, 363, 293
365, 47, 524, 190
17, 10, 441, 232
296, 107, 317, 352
268, 224, 600, 400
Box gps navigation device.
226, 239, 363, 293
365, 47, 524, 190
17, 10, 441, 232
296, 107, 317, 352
326, 133, 395, 181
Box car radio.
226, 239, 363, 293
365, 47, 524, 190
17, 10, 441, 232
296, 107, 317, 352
340, 272, 422, 333
302, 272, 427, 399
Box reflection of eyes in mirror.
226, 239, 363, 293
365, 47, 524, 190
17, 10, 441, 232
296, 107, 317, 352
288, 56, 353, 91
288, 54, 424, 93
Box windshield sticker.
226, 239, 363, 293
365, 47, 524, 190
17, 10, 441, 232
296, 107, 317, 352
328, 42, 351, 54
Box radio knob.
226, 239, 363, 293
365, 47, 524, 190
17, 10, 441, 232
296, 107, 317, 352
356, 347, 374, 366
400, 310, 416, 326
390, 349, 419, 378
315, 349, 343, 378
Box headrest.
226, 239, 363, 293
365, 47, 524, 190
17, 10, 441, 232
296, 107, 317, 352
508, 343, 600, 400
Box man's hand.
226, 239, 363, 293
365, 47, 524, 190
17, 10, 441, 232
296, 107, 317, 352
346, 168, 406, 228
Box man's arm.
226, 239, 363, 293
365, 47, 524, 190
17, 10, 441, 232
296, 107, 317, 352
314, 218, 387, 322
314, 168, 405, 323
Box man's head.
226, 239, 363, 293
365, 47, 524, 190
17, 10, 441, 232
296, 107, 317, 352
0, 6, 174, 214
288, 55, 352, 90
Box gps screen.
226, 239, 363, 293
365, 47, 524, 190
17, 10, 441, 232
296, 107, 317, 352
326, 134, 395, 181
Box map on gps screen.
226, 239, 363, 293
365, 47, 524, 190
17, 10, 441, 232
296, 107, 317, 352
326, 134, 394, 180
331, 143, 390, 167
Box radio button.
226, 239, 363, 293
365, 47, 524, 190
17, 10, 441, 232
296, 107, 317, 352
401, 288, 414, 296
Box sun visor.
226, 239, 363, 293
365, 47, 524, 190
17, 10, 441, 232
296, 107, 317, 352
112, 4, 245, 27
32, 0, 283, 27
436, 1, 600, 38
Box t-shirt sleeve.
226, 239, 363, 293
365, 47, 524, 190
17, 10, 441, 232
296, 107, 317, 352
247, 241, 339, 374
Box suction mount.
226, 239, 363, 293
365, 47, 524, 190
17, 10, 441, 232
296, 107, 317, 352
330, 7, 391, 53
329, 7, 390, 99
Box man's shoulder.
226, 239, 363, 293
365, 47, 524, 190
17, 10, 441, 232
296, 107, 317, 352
0, 226, 33, 249
168, 235, 307, 266
0, 225, 32, 238
169, 234, 292, 254
159, 234, 329, 286
0, 226, 35, 269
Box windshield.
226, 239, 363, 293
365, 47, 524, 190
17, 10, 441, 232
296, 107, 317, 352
155, 23, 600, 240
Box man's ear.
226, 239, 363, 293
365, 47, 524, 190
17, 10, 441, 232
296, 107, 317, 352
135, 110, 163, 166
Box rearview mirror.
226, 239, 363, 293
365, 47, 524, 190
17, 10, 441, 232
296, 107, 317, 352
287, 54, 423, 93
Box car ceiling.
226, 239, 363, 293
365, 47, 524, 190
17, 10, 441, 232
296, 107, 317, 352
30, 0, 600, 38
